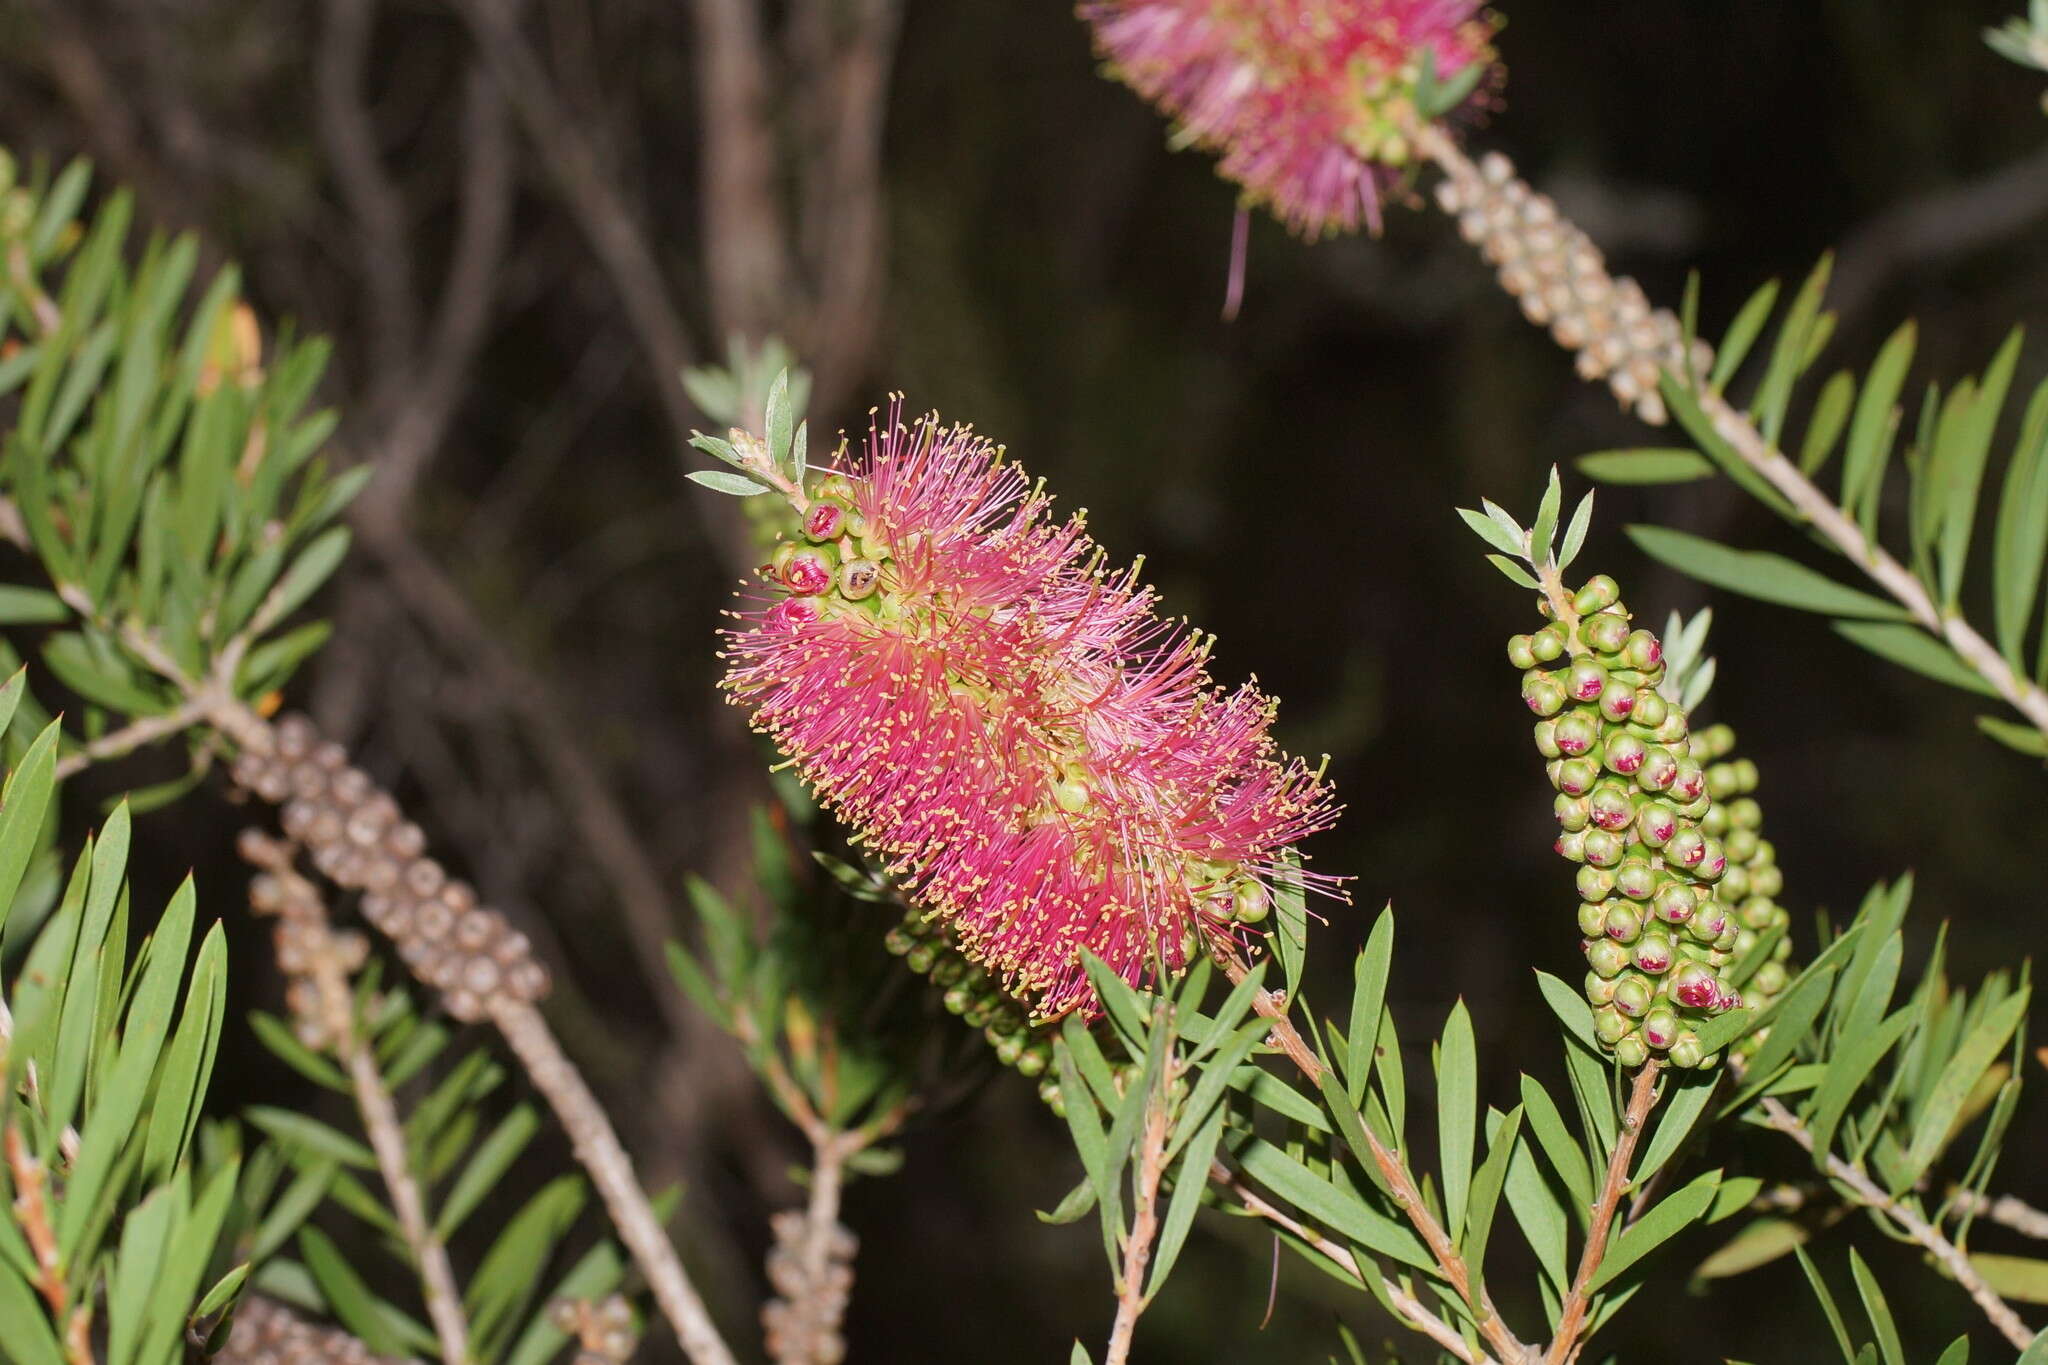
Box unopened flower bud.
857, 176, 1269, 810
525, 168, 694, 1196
1593, 1003, 1632, 1043
1508, 634, 1538, 669
1577, 866, 1616, 902
1524, 676, 1567, 716
1534, 719, 1562, 757
1573, 575, 1620, 613
1582, 613, 1630, 654
1554, 713, 1600, 755
1632, 934, 1674, 975
1565, 659, 1608, 702
1588, 784, 1633, 829
1668, 1031, 1705, 1069
1614, 1034, 1650, 1068
1581, 830, 1623, 867
1613, 975, 1653, 1017
1621, 629, 1662, 671
1555, 794, 1592, 831
1586, 938, 1630, 978
1667, 828, 1706, 868
1641, 1009, 1679, 1051
1598, 680, 1637, 723
1615, 858, 1657, 901
1634, 803, 1678, 847
1653, 882, 1696, 924
1631, 689, 1668, 729
1604, 902, 1644, 942
1531, 625, 1568, 662
1603, 732, 1646, 774
1556, 758, 1599, 797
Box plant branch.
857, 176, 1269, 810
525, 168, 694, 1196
1216, 955, 1534, 1363
492, 997, 740, 1365
1104, 1058, 1172, 1365
1545, 1062, 1661, 1364
1757, 1093, 2034, 1350
51, 698, 211, 779
239, 833, 472, 1365
1415, 126, 2048, 743
1950, 1187, 2048, 1241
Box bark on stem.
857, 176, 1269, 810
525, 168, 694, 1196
1758, 1094, 2034, 1350
1103, 1093, 1171, 1365
492, 998, 740, 1365
1545, 1062, 1661, 1364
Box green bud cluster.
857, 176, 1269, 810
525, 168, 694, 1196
1512, 574, 1745, 1070
884, 904, 1055, 1081
1686, 721, 1795, 1030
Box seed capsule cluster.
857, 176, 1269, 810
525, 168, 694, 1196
1435, 150, 1712, 426
215, 1296, 406, 1365
761, 1210, 856, 1365
884, 905, 1056, 1088
1513, 574, 1745, 1070
547, 1293, 640, 1364
240, 829, 371, 1049
1687, 722, 1794, 1013
231, 712, 550, 1022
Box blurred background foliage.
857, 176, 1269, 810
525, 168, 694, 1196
1, 0, 2044, 1360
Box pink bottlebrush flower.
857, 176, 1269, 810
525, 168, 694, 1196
721, 403, 1340, 1018
1082, 0, 1500, 236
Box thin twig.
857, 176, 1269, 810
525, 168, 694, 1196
1103, 1058, 1172, 1365
1213, 1161, 1490, 1365
1545, 1062, 1661, 1364
1757, 1093, 2034, 1350
1949, 1188, 2048, 1241
1216, 955, 1534, 1364
241, 836, 472, 1365
4, 1125, 91, 1363
52, 698, 210, 779
491, 997, 740, 1365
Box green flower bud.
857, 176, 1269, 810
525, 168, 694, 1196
1695, 838, 1728, 880
1556, 758, 1600, 797
1691, 724, 1736, 760
991, 1030, 1026, 1065
1577, 865, 1617, 902
1582, 829, 1623, 868
1604, 732, 1647, 775
1634, 802, 1678, 847
1718, 864, 1752, 901
1634, 745, 1679, 792
1588, 784, 1634, 830
1565, 658, 1609, 703
1018, 1042, 1051, 1077
1534, 719, 1562, 758
1669, 760, 1707, 803
1615, 858, 1657, 901
1555, 793, 1592, 832
1583, 613, 1630, 654
1508, 634, 1538, 669
1233, 881, 1271, 923
1523, 675, 1568, 716
1725, 797, 1762, 831
1749, 865, 1784, 899
943, 984, 973, 1014
1751, 838, 1777, 868
1699, 802, 1731, 837
1666, 828, 1707, 869
1622, 629, 1663, 671
1599, 680, 1638, 724
1724, 828, 1759, 864
1668, 1032, 1705, 1070
1714, 923, 1741, 952
1579, 900, 1611, 938
905, 944, 936, 974
1707, 763, 1741, 801
1614, 1034, 1650, 1068
1554, 713, 1600, 755
1653, 882, 1697, 924
1532, 624, 1568, 662
1632, 934, 1675, 975
1613, 975, 1653, 1017
1604, 902, 1644, 943
1652, 710, 1691, 746
1641, 1009, 1680, 1051
1039, 1077, 1066, 1115
1585, 972, 1619, 1006
884, 926, 918, 956
1587, 938, 1630, 979
1738, 897, 1779, 931
1555, 830, 1588, 862
931, 955, 967, 985
1573, 575, 1621, 613
1631, 689, 1669, 729
1751, 961, 1789, 996
1593, 1002, 1632, 1043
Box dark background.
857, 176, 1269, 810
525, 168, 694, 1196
3, 1, 2046, 1360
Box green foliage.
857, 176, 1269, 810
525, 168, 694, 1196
0, 738, 241, 1362
1580, 256, 2048, 757
0, 156, 358, 779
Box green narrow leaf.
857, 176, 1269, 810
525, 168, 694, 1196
1627, 525, 1911, 621
1842, 321, 1917, 532
1502, 1119, 1569, 1293
1587, 1168, 1720, 1291
1576, 448, 1717, 485
1711, 279, 1782, 392
247, 526, 351, 638
1976, 714, 2048, 756
1437, 1001, 1477, 1233
1559, 490, 1595, 572
1935, 329, 2023, 609
1461, 1105, 1525, 1285
1849, 1247, 1906, 1365
1807, 1006, 1917, 1165
1235, 1139, 1434, 1271
1531, 467, 1562, 567
0, 719, 63, 934
1800, 370, 1858, 474
1896, 986, 2029, 1193
1753, 255, 1833, 445
1994, 374, 2048, 669
1971, 1254, 2048, 1306
685, 469, 771, 496
1631, 1071, 1718, 1187
1797, 1245, 1861, 1365
1456, 506, 1524, 557
1518, 1073, 1593, 1214
0, 1264, 66, 1364
298, 1226, 410, 1355
1693, 1216, 1810, 1282
1832, 622, 1996, 697
1145, 1099, 1225, 1298
435, 1105, 544, 1240
765, 369, 795, 481
1345, 908, 1393, 1107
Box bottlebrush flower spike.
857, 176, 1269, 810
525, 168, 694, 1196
1081, 0, 1501, 236
717, 401, 1340, 1018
